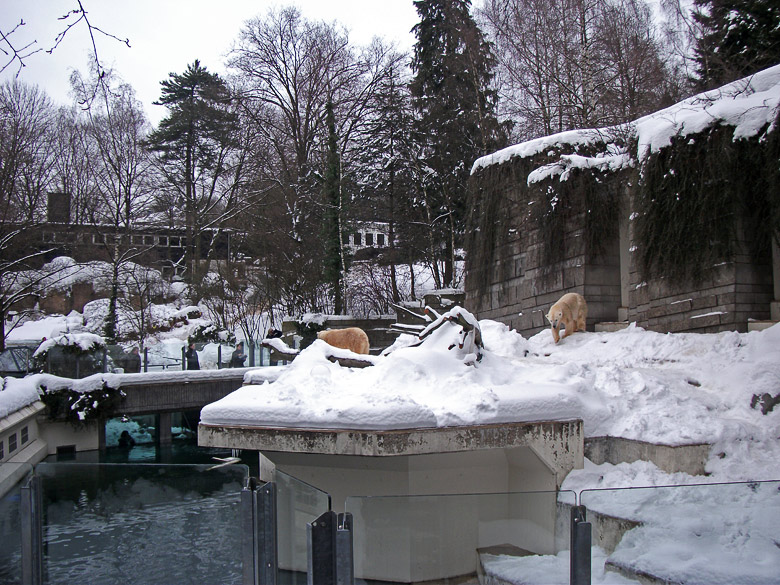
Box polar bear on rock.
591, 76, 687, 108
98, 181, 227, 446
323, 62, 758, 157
317, 327, 370, 354
546, 292, 588, 343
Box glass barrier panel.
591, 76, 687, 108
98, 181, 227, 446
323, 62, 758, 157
580, 480, 780, 585
35, 462, 249, 585
346, 490, 567, 585
0, 463, 34, 584
275, 469, 331, 584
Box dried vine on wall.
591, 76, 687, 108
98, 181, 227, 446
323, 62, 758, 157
636, 122, 778, 284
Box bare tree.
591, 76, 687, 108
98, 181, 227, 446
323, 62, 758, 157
50, 106, 102, 224
479, 0, 680, 140
230, 7, 403, 315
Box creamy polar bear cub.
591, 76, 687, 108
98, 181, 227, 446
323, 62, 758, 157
317, 327, 370, 354
546, 292, 588, 343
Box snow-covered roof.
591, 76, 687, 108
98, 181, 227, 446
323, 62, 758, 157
472, 63, 780, 175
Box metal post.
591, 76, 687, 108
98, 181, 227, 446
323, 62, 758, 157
241, 478, 278, 585
241, 478, 259, 585
258, 482, 278, 585
249, 341, 256, 367
336, 513, 354, 585
570, 505, 591, 585
218, 345, 222, 369
143, 348, 148, 372
21, 474, 43, 585
181, 346, 186, 370
308, 511, 337, 585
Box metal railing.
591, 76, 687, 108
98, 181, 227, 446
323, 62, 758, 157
3, 460, 778, 585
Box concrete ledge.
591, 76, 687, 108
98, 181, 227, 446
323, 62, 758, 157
747, 320, 778, 332
200, 419, 584, 488
585, 436, 711, 476
0, 438, 49, 498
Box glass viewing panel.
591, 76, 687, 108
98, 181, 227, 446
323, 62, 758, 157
580, 480, 780, 585
0, 463, 34, 584
346, 490, 568, 585
275, 469, 331, 584
35, 462, 248, 585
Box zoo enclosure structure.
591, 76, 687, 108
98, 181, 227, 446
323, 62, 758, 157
466, 65, 780, 338
3, 460, 777, 584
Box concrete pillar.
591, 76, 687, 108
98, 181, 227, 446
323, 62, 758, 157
158, 412, 172, 446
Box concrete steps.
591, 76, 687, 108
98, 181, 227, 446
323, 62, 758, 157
476, 437, 712, 584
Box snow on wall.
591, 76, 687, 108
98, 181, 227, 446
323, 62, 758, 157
471, 64, 780, 176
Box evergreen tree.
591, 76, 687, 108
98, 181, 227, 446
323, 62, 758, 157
358, 62, 420, 302
410, 0, 508, 287
693, 0, 780, 88
146, 60, 238, 292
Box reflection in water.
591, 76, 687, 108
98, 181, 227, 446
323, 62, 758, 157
1, 444, 253, 585
39, 462, 248, 585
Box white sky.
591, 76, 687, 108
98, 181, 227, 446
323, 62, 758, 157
1, 0, 423, 124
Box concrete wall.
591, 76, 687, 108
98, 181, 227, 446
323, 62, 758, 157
264, 446, 560, 583
465, 170, 622, 339
37, 419, 100, 455
466, 157, 775, 336
627, 215, 774, 333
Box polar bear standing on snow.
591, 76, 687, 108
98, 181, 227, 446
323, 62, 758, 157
317, 327, 370, 354
546, 292, 588, 343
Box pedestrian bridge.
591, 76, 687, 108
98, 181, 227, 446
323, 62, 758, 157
109, 368, 253, 416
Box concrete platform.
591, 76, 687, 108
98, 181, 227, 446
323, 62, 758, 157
199, 419, 584, 489
585, 436, 711, 476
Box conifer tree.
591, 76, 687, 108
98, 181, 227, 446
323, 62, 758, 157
693, 0, 780, 88
410, 0, 507, 288
146, 60, 239, 293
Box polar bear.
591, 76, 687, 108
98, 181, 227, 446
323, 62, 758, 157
546, 292, 588, 343
317, 327, 370, 354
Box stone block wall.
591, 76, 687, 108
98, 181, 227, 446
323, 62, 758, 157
466, 141, 775, 337
626, 192, 773, 333
466, 156, 623, 339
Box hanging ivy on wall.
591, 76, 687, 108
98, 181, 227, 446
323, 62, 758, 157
529, 167, 621, 269
465, 162, 521, 298
636, 122, 777, 284
466, 139, 624, 300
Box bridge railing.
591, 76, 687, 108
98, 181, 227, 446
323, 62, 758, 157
36, 342, 282, 377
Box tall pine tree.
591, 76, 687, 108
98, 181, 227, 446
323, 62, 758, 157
146, 60, 238, 292
410, 0, 507, 288
693, 0, 780, 88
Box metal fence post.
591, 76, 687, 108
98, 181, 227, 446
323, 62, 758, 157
241, 478, 278, 585
21, 473, 42, 585
258, 482, 278, 585
218, 346, 222, 369
336, 513, 354, 585
241, 478, 259, 585
143, 348, 148, 372
308, 510, 337, 585
308, 511, 354, 585
570, 505, 592, 585
181, 347, 186, 370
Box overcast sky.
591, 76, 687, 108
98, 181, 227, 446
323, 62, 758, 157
1, 0, 423, 125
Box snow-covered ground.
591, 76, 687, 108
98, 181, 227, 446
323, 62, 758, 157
3, 309, 779, 583
200, 310, 780, 584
